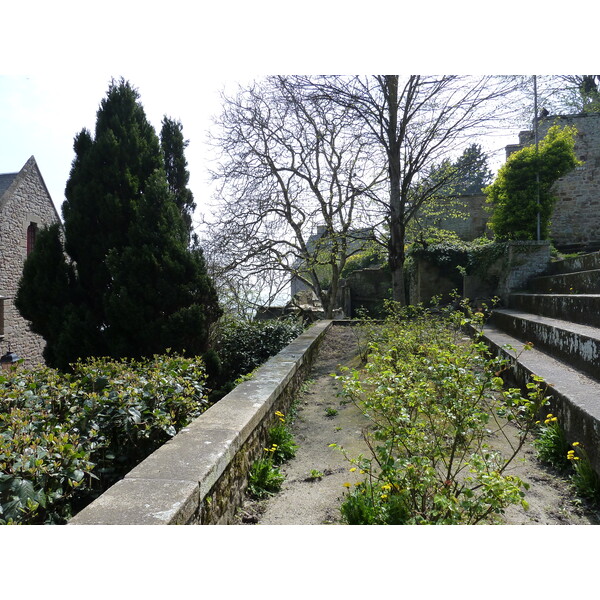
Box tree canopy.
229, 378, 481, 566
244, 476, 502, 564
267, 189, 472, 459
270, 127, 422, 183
205, 76, 384, 318
485, 124, 581, 241
16, 79, 221, 370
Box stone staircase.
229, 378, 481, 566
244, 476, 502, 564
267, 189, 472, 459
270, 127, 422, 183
480, 251, 600, 476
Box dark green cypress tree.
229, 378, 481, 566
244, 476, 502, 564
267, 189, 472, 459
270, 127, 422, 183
14, 224, 73, 368
16, 79, 221, 368
160, 116, 197, 237
103, 170, 221, 359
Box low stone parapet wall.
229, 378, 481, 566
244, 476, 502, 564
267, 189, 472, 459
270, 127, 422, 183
69, 320, 332, 525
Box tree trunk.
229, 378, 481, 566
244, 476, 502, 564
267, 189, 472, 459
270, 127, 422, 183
385, 75, 407, 305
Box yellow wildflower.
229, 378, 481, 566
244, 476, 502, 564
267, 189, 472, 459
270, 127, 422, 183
349, 467, 357, 472
343, 482, 351, 488
572, 442, 580, 447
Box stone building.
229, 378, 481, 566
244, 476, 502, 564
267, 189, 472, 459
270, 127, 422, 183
506, 113, 600, 249
424, 113, 600, 250
0, 156, 61, 368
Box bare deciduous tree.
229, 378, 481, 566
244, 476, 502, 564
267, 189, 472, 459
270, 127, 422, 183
204, 76, 386, 318
300, 75, 523, 304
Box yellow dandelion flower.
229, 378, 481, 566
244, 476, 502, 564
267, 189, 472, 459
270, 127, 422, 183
380, 494, 388, 500
343, 482, 351, 488
573, 442, 580, 447
551, 417, 558, 422
546, 414, 553, 419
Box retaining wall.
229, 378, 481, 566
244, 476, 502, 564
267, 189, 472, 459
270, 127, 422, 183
69, 320, 332, 525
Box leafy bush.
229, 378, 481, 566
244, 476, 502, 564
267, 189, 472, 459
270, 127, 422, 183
213, 317, 305, 387
335, 302, 548, 524
0, 353, 208, 524
532, 416, 571, 472
485, 124, 581, 241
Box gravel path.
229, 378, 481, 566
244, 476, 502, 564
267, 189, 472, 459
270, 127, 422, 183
235, 325, 600, 525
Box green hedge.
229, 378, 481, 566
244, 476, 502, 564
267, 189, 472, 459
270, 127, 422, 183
213, 317, 305, 389
0, 353, 208, 524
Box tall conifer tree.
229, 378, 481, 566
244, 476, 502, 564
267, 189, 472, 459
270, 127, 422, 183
17, 78, 221, 369
160, 116, 197, 238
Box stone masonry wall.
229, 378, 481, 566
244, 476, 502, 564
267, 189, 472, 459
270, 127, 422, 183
0, 157, 60, 368
69, 321, 330, 525
508, 114, 600, 247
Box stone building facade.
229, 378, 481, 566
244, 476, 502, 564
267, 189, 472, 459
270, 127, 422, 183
506, 113, 600, 249
0, 156, 61, 368
424, 113, 600, 250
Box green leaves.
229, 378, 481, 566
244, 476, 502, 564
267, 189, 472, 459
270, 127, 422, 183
338, 305, 546, 524
0, 353, 209, 524
486, 124, 581, 241
213, 317, 305, 389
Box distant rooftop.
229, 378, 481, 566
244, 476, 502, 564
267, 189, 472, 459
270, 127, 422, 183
0, 171, 18, 199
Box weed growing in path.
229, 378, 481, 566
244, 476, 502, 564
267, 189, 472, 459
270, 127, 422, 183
532, 415, 571, 472
246, 411, 296, 499
334, 301, 549, 525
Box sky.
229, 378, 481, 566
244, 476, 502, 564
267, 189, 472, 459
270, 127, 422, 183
2, 2, 595, 234
2, 2, 598, 592
0, 71, 233, 222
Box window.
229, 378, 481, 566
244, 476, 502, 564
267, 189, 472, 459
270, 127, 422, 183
27, 222, 37, 255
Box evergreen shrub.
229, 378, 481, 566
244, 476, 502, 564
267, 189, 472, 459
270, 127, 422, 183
213, 318, 305, 388
0, 353, 208, 524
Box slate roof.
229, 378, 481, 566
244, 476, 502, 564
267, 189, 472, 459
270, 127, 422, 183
0, 172, 18, 200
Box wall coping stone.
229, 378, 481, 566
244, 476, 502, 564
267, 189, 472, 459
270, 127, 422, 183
68, 320, 331, 525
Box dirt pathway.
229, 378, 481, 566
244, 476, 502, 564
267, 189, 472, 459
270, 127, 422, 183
235, 325, 599, 525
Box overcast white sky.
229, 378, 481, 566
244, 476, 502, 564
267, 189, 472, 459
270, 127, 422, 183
0, 71, 234, 221
2, 2, 594, 229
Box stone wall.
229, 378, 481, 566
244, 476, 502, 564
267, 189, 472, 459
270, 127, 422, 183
341, 267, 392, 317
417, 194, 490, 241
409, 242, 551, 307
508, 114, 600, 248
408, 258, 462, 306
68, 320, 330, 525
0, 157, 60, 367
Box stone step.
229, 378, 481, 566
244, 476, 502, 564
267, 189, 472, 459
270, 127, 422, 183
528, 269, 600, 294
547, 250, 600, 275
479, 322, 600, 477
489, 309, 600, 381
509, 292, 600, 328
